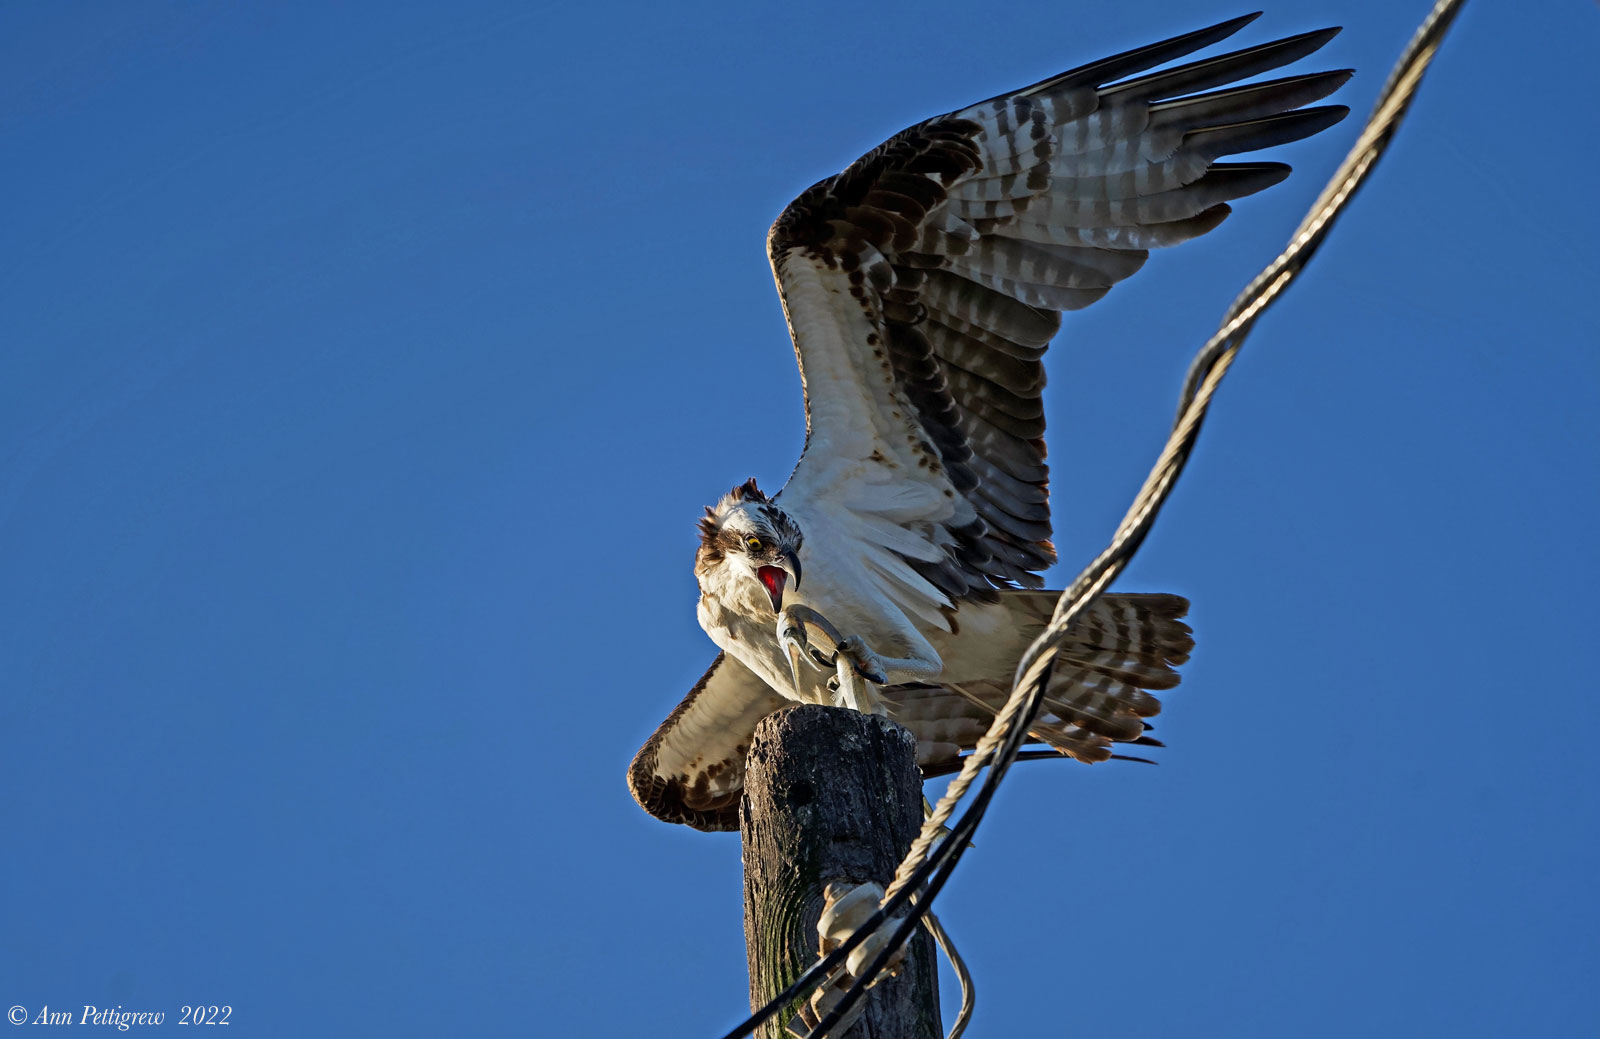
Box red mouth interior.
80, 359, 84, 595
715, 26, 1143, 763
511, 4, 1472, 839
757, 565, 787, 605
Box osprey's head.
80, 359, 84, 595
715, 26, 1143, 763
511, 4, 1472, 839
695, 478, 804, 613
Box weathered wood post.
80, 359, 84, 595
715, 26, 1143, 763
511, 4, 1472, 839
740, 704, 941, 1039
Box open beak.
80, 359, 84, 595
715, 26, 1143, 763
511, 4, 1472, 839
756, 550, 802, 613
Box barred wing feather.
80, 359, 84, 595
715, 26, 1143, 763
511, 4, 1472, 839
771, 13, 1348, 601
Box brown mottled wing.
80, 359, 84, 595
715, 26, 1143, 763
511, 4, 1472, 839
628, 652, 787, 831
772, 14, 1349, 600
630, 595, 1194, 828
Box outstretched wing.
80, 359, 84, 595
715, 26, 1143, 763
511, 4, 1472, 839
627, 653, 787, 831
772, 14, 1348, 602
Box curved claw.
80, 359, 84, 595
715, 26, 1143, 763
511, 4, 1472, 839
855, 662, 888, 685
778, 624, 823, 696
778, 622, 828, 672
780, 606, 847, 694
784, 604, 845, 647
838, 635, 888, 685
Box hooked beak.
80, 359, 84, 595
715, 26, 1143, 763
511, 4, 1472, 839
755, 550, 802, 613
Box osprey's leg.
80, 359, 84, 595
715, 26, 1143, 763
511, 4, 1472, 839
779, 608, 943, 711
826, 633, 943, 713
834, 635, 942, 687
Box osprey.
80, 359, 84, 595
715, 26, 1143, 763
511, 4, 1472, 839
631, 14, 1349, 830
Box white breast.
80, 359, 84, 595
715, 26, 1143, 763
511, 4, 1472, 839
696, 509, 952, 704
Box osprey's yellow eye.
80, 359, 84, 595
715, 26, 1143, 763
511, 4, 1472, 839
746, 536, 764, 552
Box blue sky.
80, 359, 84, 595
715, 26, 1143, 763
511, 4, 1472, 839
2, 2, 1596, 1036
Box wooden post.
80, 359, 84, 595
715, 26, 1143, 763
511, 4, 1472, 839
740, 704, 941, 1039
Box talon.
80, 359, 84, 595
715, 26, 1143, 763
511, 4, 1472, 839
777, 615, 828, 670
785, 604, 844, 647
778, 606, 847, 694
777, 623, 808, 694
838, 635, 887, 685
